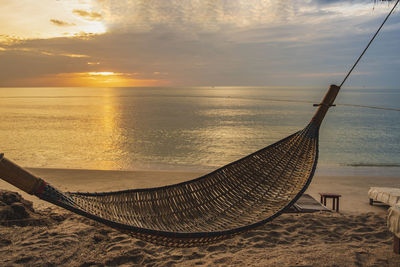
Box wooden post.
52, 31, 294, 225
0, 153, 44, 194
311, 85, 341, 127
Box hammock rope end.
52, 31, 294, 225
311, 84, 341, 126
0, 155, 45, 195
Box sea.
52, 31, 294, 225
1, 87, 399, 176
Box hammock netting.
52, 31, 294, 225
33, 121, 319, 247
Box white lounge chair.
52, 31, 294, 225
388, 203, 400, 254
368, 187, 400, 207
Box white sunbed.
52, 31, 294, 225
373, 187, 400, 254
368, 187, 400, 207
388, 203, 400, 254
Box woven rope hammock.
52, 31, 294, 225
0, 0, 398, 247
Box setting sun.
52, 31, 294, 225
3, 71, 170, 87
88, 72, 117, 76
82, 72, 167, 87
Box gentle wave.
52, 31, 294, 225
345, 163, 400, 167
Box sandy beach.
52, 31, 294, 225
1, 168, 400, 266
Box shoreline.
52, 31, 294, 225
4, 162, 400, 177
0, 166, 399, 213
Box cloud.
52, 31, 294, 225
312, 0, 394, 5
94, 0, 392, 33
297, 72, 371, 78
95, 0, 297, 32
73, 9, 103, 21
50, 19, 76, 27
0, 0, 399, 87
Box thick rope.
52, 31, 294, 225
340, 0, 400, 88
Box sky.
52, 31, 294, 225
0, 0, 399, 88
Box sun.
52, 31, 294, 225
88, 72, 117, 76
55, 72, 167, 87
8, 71, 171, 87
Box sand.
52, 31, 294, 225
1, 168, 400, 266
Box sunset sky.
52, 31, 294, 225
0, 0, 399, 88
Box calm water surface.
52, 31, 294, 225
0, 87, 399, 175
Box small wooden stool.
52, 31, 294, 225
319, 193, 341, 212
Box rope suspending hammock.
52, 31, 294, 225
0, 0, 398, 247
